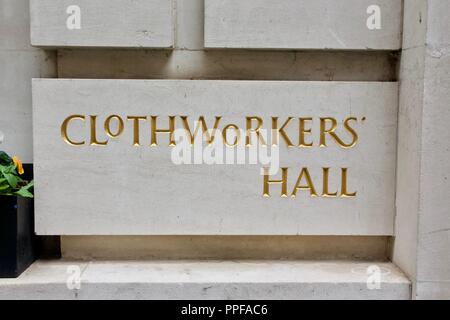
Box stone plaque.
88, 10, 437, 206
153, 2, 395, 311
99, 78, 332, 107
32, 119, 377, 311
32, 79, 397, 235
205, 0, 402, 50
30, 0, 173, 48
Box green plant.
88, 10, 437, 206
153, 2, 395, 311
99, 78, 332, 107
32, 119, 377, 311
0, 151, 34, 198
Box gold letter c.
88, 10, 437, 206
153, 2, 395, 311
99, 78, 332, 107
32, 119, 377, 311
61, 115, 85, 146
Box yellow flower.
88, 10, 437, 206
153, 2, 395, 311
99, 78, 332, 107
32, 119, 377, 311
12, 156, 24, 175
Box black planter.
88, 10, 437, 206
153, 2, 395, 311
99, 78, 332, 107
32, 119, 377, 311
0, 164, 36, 278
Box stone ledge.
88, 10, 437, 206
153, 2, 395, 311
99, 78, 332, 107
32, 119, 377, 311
0, 260, 411, 299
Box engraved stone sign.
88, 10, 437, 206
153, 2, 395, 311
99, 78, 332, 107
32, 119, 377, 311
32, 79, 398, 235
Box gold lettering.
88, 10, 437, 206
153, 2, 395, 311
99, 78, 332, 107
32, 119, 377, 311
299, 117, 313, 147
127, 116, 147, 146
61, 115, 85, 146
271, 117, 294, 147
151, 116, 175, 146
320, 117, 358, 148
104, 115, 124, 138
246, 116, 266, 146
90, 115, 108, 146
341, 168, 357, 197
322, 167, 338, 197
343, 117, 358, 148
263, 167, 288, 197
222, 124, 240, 147
180, 116, 222, 145
291, 167, 317, 198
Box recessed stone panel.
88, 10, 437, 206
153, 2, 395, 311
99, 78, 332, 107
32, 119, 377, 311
32, 79, 398, 235
30, 0, 174, 48
205, 0, 402, 50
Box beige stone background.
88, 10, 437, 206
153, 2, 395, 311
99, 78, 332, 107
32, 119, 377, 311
46, 0, 395, 262
1, 0, 449, 299
1, 0, 396, 260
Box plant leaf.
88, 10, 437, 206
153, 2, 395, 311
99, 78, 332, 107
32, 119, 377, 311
3, 173, 18, 188
0, 177, 10, 192
14, 187, 34, 198
23, 180, 34, 191
4, 164, 18, 174
0, 184, 10, 191
0, 151, 13, 166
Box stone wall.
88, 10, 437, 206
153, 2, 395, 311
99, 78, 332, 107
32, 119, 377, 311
2, 0, 449, 299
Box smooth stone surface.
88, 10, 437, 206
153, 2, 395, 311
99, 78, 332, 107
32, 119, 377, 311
0, 260, 411, 299
33, 79, 397, 235
394, 39, 426, 283
204, 0, 402, 50
0, 0, 33, 50
60, 235, 391, 260
0, 50, 56, 163
394, 0, 450, 299
0, 0, 56, 163
30, 0, 174, 48
415, 0, 450, 299
175, 0, 204, 50
57, 49, 398, 81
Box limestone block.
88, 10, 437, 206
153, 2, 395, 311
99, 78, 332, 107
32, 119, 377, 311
205, 0, 402, 50
0, 51, 56, 162
30, 0, 174, 48
0, 0, 57, 163
0, 260, 411, 299
32, 79, 398, 235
